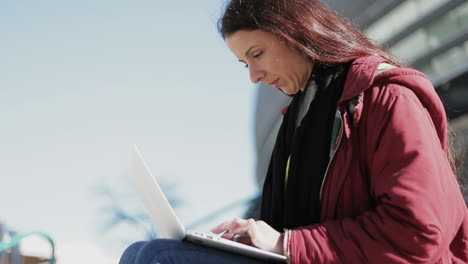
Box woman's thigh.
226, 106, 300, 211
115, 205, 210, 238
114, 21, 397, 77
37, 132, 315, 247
120, 239, 268, 264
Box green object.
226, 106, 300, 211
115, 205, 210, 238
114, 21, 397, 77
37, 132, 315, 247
0, 232, 55, 264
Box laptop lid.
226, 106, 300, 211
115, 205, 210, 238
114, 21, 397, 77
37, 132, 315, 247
129, 145, 287, 262
129, 145, 186, 240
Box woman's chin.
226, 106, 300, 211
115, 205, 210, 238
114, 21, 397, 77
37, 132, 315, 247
280, 87, 297, 96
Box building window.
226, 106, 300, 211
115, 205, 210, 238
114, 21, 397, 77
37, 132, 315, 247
388, 1, 468, 65
426, 2, 468, 46
364, 0, 451, 43
390, 29, 429, 63
420, 40, 468, 81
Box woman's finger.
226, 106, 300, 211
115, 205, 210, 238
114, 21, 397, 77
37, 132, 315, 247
218, 218, 251, 240
224, 218, 257, 240
234, 235, 252, 245
211, 218, 248, 236
210, 223, 229, 234
210, 219, 239, 234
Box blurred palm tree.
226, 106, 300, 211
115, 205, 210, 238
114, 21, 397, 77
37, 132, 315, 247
95, 178, 183, 241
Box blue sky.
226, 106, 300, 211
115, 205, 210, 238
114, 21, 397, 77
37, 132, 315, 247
0, 1, 259, 262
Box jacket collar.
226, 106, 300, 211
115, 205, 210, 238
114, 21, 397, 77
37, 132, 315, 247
339, 56, 386, 104
338, 55, 447, 148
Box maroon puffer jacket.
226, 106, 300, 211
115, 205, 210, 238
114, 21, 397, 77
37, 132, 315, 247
285, 56, 468, 264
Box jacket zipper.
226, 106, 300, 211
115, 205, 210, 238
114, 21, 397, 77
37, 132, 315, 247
319, 110, 344, 200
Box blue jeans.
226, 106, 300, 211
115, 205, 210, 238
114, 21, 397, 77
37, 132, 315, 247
119, 239, 268, 264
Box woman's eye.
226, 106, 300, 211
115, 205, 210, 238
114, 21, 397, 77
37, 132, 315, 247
253, 51, 263, 58
243, 63, 249, 68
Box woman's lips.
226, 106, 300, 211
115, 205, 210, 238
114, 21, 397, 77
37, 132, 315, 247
269, 79, 280, 89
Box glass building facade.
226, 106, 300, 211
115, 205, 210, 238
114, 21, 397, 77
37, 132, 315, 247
327, 0, 468, 119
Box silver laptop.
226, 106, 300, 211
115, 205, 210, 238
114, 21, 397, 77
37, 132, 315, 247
129, 145, 287, 262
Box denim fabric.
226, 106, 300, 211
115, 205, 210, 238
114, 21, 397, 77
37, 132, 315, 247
119, 239, 268, 264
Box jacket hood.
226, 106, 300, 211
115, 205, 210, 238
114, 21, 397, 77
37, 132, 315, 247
340, 56, 448, 148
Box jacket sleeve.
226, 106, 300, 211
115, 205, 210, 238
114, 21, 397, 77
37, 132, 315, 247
286, 83, 467, 263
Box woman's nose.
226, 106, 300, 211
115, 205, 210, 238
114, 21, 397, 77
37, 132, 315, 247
249, 65, 264, 84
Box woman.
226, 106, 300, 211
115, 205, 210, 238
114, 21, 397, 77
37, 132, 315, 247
120, 0, 468, 263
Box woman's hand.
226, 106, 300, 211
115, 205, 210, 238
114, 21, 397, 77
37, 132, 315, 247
211, 218, 284, 254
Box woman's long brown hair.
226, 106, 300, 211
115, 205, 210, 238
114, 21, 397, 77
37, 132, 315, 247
218, 0, 400, 66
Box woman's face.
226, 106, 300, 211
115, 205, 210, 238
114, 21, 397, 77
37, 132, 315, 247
225, 30, 313, 95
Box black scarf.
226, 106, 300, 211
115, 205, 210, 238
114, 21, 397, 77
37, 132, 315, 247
260, 63, 350, 231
